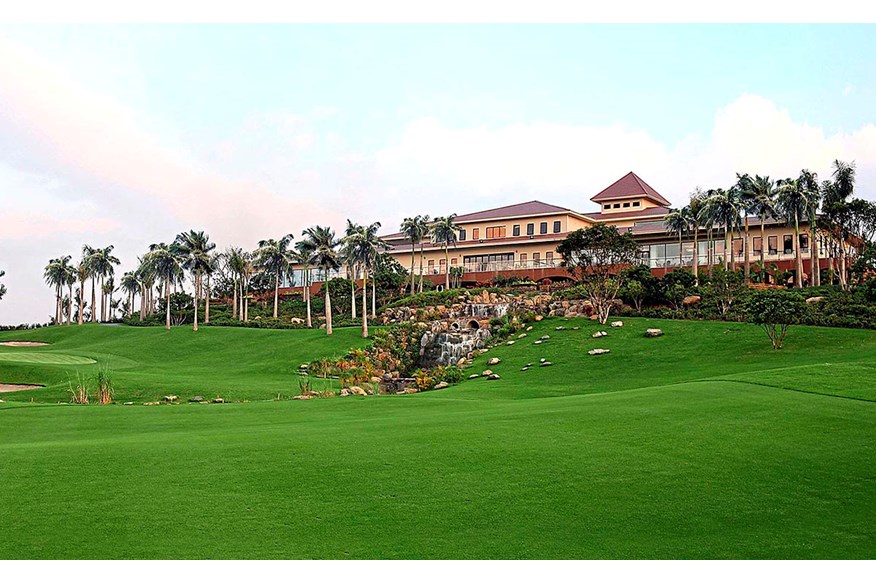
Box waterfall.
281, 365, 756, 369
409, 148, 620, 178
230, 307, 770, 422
464, 303, 509, 318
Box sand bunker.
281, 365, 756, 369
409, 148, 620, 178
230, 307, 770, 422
0, 384, 44, 393
0, 341, 49, 347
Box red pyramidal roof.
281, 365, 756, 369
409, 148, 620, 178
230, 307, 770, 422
591, 172, 671, 206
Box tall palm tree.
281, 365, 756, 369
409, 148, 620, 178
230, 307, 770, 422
102, 276, 116, 321
145, 243, 183, 330
400, 216, 426, 295
255, 234, 294, 319
291, 245, 313, 328
744, 175, 776, 273
120, 271, 140, 318
44, 257, 68, 324
663, 208, 689, 269
224, 247, 246, 321
85, 245, 120, 322
798, 169, 821, 287
0, 269, 6, 302
735, 173, 759, 282
703, 188, 741, 270
299, 225, 341, 335
430, 214, 460, 289
204, 251, 220, 324
136, 254, 157, 321
823, 160, 856, 289
175, 230, 217, 331
343, 220, 363, 319
81, 245, 99, 323
687, 189, 707, 285
776, 177, 807, 287
344, 221, 389, 338
62, 260, 76, 325
416, 215, 430, 293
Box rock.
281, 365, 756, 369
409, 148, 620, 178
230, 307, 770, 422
521, 367, 530, 371
539, 358, 546, 363
572, 326, 580, 330
369, 376, 382, 384
588, 348, 610, 355
123, 401, 134, 406
644, 328, 664, 337
806, 296, 824, 304
540, 335, 551, 340
506, 340, 515, 345
189, 395, 204, 403
469, 374, 480, 379
349, 386, 367, 396
592, 331, 607, 338
539, 361, 553, 367
404, 387, 418, 394
163, 395, 178, 402
366, 388, 374, 395
290, 317, 304, 324
298, 363, 309, 369
340, 388, 350, 397
457, 357, 467, 366
434, 381, 449, 390
555, 326, 566, 331
526, 326, 533, 331
143, 401, 160, 406
526, 363, 534, 367
319, 324, 326, 329
611, 321, 623, 328
481, 369, 493, 376
534, 315, 543, 321
682, 295, 701, 306
487, 374, 501, 380
534, 340, 542, 345
292, 394, 313, 400
518, 333, 527, 338
589, 315, 598, 320
212, 398, 224, 403
488, 357, 501, 365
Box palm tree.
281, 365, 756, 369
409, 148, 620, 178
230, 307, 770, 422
664, 208, 689, 270
175, 230, 217, 331
776, 177, 807, 287
744, 175, 776, 274
120, 271, 140, 318
703, 188, 741, 270
145, 243, 182, 330
291, 245, 313, 328
823, 160, 856, 288
430, 214, 460, 289
204, 251, 220, 324
224, 247, 246, 321
255, 234, 294, 319
735, 174, 758, 282
416, 215, 430, 293
62, 260, 76, 325
343, 220, 363, 320
400, 216, 426, 295
687, 189, 707, 285
136, 255, 157, 321
344, 221, 389, 338
798, 170, 821, 287
0, 269, 6, 302
84, 245, 119, 322
81, 245, 99, 323
44, 257, 68, 324
102, 276, 116, 321
299, 225, 341, 335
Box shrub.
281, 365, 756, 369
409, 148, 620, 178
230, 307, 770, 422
742, 289, 808, 349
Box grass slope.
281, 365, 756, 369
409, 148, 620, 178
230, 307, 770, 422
1, 318, 875, 559
0, 324, 368, 402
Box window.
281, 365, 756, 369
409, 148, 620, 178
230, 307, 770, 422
540, 222, 548, 234
604, 204, 611, 210
613, 203, 621, 209
799, 234, 809, 252
428, 260, 435, 270
485, 226, 506, 239
458, 228, 466, 241
783, 235, 794, 254
753, 237, 763, 256
546, 251, 554, 262
526, 223, 534, 236
512, 224, 520, 237
633, 201, 641, 207
533, 252, 540, 263
732, 238, 743, 257
451, 258, 458, 265
519, 253, 527, 262
472, 228, 480, 240
463, 253, 514, 271
553, 220, 561, 233
768, 236, 778, 255
439, 259, 446, 266
623, 202, 630, 208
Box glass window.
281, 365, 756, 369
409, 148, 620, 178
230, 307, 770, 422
451, 258, 458, 265
604, 204, 611, 210
546, 251, 554, 261
613, 203, 621, 209
732, 238, 743, 257
519, 253, 527, 262
623, 202, 630, 208
665, 243, 680, 266
526, 223, 534, 235
472, 228, 480, 240
783, 235, 794, 254
485, 226, 506, 239
553, 221, 561, 233
439, 259, 446, 266
513, 224, 520, 237
768, 236, 778, 255
540, 222, 548, 234
458, 229, 466, 241
799, 234, 809, 252
753, 236, 762, 255
533, 252, 540, 262
633, 201, 641, 207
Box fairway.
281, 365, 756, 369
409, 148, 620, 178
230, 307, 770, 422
0, 352, 97, 365
1, 318, 875, 559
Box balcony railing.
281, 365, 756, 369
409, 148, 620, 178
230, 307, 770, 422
415, 259, 564, 276
646, 250, 813, 269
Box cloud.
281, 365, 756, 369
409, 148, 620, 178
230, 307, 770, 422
843, 84, 853, 96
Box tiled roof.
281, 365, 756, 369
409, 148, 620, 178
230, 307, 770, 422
591, 172, 672, 206
454, 200, 577, 222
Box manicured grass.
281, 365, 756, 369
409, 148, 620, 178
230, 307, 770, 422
0, 324, 370, 403
1, 318, 875, 558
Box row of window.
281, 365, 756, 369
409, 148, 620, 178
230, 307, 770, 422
459, 220, 562, 241
604, 201, 642, 210
425, 251, 557, 270
641, 234, 811, 268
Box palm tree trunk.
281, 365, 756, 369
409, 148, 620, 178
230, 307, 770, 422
139, 283, 145, 321
362, 271, 369, 338
67, 282, 73, 325
371, 269, 376, 318
418, 243, 425, 293
91, 277, 96, 323
232, 274, 238, 320
78, 283, 85, 325
743, 216, 751, 282
810, 218, 819, 287
193, 273, 200, 331
410, 245, 416, 295
100, 275, 106, 322
692, 225, 699, 285
794, 213, 803, 288
351, 266, 357, 319
54, 284, 60, 325
205, 276, 211, 324
165, 276, 171, 330
305, 269, 312, 328
273, 272, 279, 319
444, 246, 450, 289
724, 225, 731, 269
243, 277, 249, 322
325, 287, 333, 335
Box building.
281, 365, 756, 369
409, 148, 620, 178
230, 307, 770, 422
284, 171, 839, 293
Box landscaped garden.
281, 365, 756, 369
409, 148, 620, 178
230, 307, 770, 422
1, 317, 875, 559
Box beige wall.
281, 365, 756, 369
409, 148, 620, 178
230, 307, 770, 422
596, 197, 661, 215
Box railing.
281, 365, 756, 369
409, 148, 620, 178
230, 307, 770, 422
413, 259, 565, 276
646, 250, 814, 269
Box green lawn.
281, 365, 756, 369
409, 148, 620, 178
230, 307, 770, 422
1, 318, 875, 559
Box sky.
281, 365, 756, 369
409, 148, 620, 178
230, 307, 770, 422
1, 24, 875, 324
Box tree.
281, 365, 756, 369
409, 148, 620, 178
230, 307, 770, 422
416, 215, 431, 293
798, 171, 822, 287
821, 160, 856, 289
300, 226, 341, 335
743, 289, 807, 349
664, 207, 689, 269
557, 224, 640, 324
0, 269, 6, 302
662, 268, 696, 311
62, 260, 76, 325
703, 188, 741, 270
120, 271, 140, 318
144, 243, 183, 330
687, 189, 707, 285
345, 221, 389, 336
342, 220, 363, 320
400, 215, 428, 295
430, 214, 460, 290
255, 234, 294, 320
622, 279, 646, 311
44, 257, 69, 324
88, 245, 120, 322
291, 245, 313, 328
175, 230, 216, 331
701, 265, 744, 316
776, 177, 807, 287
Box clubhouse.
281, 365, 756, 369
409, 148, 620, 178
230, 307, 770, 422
284, 171, 840, 291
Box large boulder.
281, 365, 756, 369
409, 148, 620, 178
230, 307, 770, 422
610, 321, 623, 328
488, 357, 501, 365
592, 331, 607, 338
433, 381, 450, 390
682, 295, 701, 306
644, 329, 664, 338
